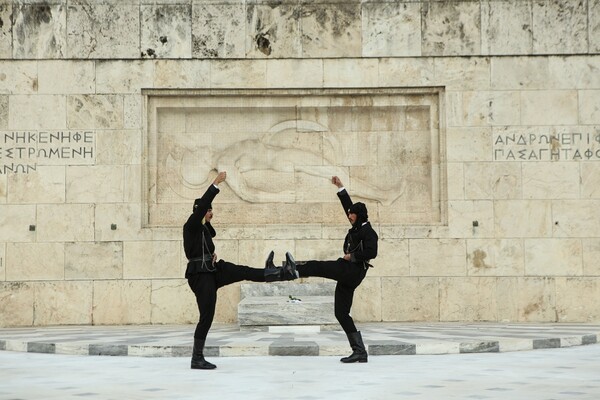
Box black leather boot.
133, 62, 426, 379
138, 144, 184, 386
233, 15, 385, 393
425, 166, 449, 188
340, 331, 368, 363
264, 267, 282, 282
284, 252, 299, 280
265, 250, 276, 269
191, 338, 216, 370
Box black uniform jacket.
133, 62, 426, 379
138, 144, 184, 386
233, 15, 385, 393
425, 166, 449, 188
337, 189, 378, 266
183, 184, 219, 262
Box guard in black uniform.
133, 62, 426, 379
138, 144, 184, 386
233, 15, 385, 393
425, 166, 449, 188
184, 171, 297, 370
284, 176, 378, 363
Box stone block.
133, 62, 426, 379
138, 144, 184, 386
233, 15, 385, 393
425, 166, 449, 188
323, 59, 378, 88
481, 0, 533, 55
582, 239, 600, 275
140, 4, 192, 59
439, 277, 497, 321
592, 0, 600, 52
9, 95, 66, 130
38, 61, 94, 94
0, 95, 7, 130
464, 162, 522, 200
448, 200, 494, 238
211, 60, 266, 88
238, 296, 336, 326
0, 61, 37, 94
467, 239, 525, 277
264, 59, 320, 88
66, 165, 124, 203
192, 3, 245, 58
96, 61, 154, 94
154, 60, 210, 88
0, 4, 11, 58
447, 91, 520, 127
447, 162, 465, 201
94, 204, 152, 242
95, 130, 141, 165
67, 3, 140, 58
446, 127, 492, 162
422, 2, 481, 56
579, 90, 600, 124
556, 277, 600, 322
7, 166, 66, 204
494, 200, 552, 238
299, 3, 361, 58
150, 279, 197, 324
92, 280, 152, 325
0, 205, 36, 242
215, 282, 241, 323
522, 162, 579, 199
33, 281, 93, 325
124, 96, 142, 130
240, 282, 336, 299
369, 239, 409, 278
292, 239, 343, 264
532, 0, 588, 54
37, 204, 94, 242
0, 282, 34, 327
548, 57, 600, 89
524, 238, 583, 276
0, 243, 5, 281
353, 277, 381, 322
378, 58, 434, 87
552, 200, 600, 237
65, 242, 123, 280
238, 239, 293, 269
491, 57, 550, 90
67, 94, 124, 129
515, 277, 557, 322
362, 2, 421, 57
381, 277, 439, 322
246, 3, 301, 58
6, 242, 64, 281
12, 3, 66, 59
124, 241, 180, 279
521, 90, 578, 125
409, 239, 466, 277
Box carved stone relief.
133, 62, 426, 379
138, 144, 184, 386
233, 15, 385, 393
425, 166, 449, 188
145, 89, 445, 227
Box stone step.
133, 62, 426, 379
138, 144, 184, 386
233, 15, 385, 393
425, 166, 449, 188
238, 295, 337, 327
240, 282, 336, 299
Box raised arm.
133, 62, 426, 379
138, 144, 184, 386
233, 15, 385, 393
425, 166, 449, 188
333, 176, 353, 218
186, 171, 226, 229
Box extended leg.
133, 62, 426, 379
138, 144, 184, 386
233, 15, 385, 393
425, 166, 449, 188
188, 274, 218, 369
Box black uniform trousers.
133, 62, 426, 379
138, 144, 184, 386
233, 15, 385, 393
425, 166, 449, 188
296, 259, 367, 334
187, 260, 264, 340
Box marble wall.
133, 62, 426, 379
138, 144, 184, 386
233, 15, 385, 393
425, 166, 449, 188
1, 0, 600, 327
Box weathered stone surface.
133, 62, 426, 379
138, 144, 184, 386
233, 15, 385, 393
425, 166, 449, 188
38, 60, 94, 94
409, 239, 466, 277
532, 0, 588, 54
422, 2, 481, 56
12, 3, 66, 59
0, 205, 36, 243
9, 95, 66, 130
192, 3, 245, 58
0, 282, 34, 327
95, 130, 141, 165
525, 239, 582, 276
67, 95, 123, 129
446, 127, 492, 162
467, 239, 524, 277
447, 91, 521, 127
440, 277, 497, 321
154, 59, 210, 88
66, 165, 124, 203
481, 0, 532, 55
6, 242, 64, 280
448, 200, 494, 238
592, 0, 600, 52
246, 3, 301, 58
34, 281, 93, 325
514, 277, 557, 322
7, 166, 65, 204
95, 204, 152, 242
0, 95, 7, 130
521, 90, 578, 125
238, 296, 336, 326
579, 90, 600, 124
96, 61, 154, 94
378, 58, 434, 87
552, 200, 600, 237
0, 4, 11, 58
494, 200, 552, 238
353, 276, 382, 322
582, 239, 600, 276
363, 2, 421, 57
92, 280, 152, 325
381, 277, 439, 321
150, 279, 196, 324
323, 59, 378, 87
123, 241, 180, 279
37, 204, 94, 242
300, 3, 361, 58
65, 242, 122, 280
556, 277, 600, 322
67, 3, 140, 59
141, 4, 192, 59
522, 162, 580, 199
464, 162, 522, 200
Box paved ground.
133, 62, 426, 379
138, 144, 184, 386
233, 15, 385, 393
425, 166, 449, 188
1, 344, 600, 400
2, 322, 600, 399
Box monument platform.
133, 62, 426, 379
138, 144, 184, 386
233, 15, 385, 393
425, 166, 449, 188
1, 322, 599, 358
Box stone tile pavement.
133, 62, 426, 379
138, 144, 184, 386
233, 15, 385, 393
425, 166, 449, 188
1, 322, 599, 358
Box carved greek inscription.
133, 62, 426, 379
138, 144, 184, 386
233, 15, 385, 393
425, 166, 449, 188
493, 130, 600, 162
0, 131, 95, 173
